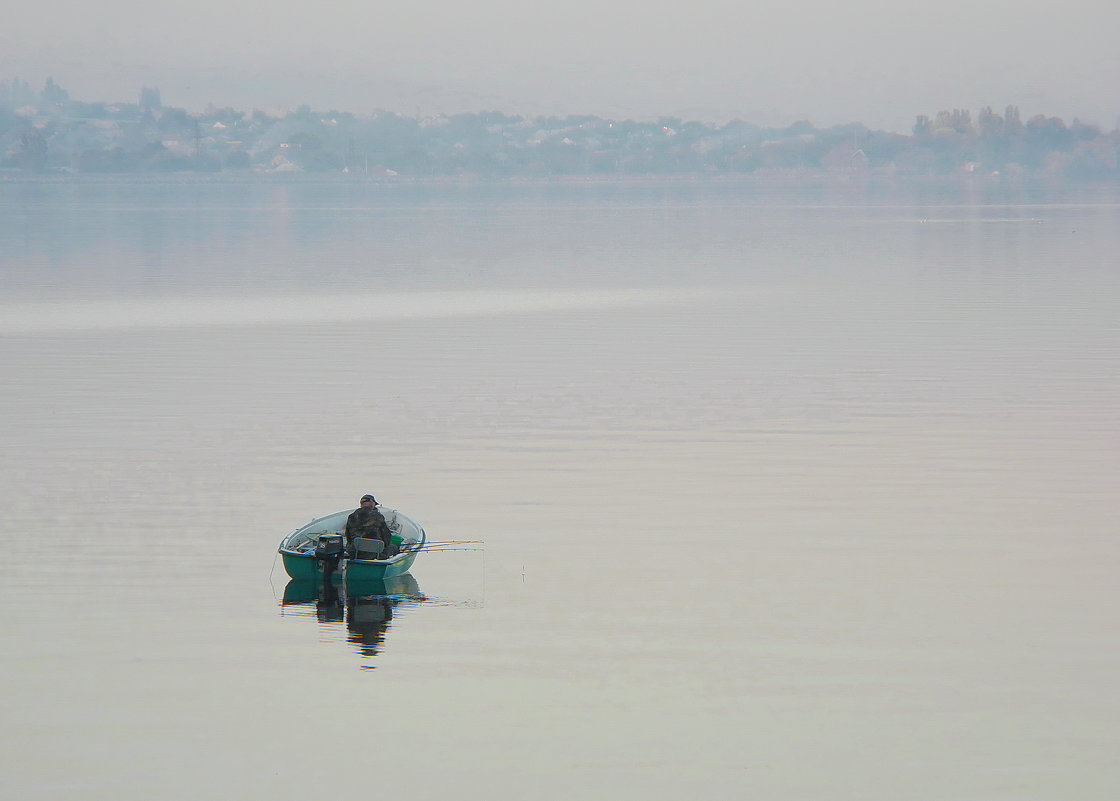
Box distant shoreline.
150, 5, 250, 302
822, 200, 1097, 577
5, 82, 1117, 183
4, 168, 1117, 190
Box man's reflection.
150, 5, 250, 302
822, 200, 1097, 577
346, 593, 394, 660
281, 574, 424, 667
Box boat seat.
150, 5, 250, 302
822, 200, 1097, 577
354, 538, 384, 559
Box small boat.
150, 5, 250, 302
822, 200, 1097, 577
278, 506, 426, 582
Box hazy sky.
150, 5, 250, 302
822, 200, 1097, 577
6, 0, 1118, 131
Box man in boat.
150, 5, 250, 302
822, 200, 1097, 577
343, 494, 395, 559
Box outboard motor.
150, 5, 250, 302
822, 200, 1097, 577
314, 533, 345, 579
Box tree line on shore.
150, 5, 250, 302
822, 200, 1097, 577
2, 78, 1116, 180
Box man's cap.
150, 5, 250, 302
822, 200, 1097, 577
360, 494, 377, 503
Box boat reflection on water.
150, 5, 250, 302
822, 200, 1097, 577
281, 574, 426, 668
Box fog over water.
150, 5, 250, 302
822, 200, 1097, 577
0, 179, 1118, 799
7, 0, 1119, 129
0, 287, 720, 334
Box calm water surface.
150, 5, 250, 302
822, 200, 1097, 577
1, 179, 1117, 799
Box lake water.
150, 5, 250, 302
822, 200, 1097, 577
1, 178, 1117, 800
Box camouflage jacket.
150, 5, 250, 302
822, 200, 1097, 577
343, 507, 392, 548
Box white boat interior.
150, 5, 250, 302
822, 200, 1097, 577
280, 507, 423, 558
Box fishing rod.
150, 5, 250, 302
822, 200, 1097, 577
416, 545, 484, 552
412, 544, 481, 551
416, 548, 484, 553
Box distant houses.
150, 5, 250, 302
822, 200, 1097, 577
1, 78, 1117, 180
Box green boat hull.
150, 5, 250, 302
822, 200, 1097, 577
280, 550, 418, 582
281, 551, 325, 581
